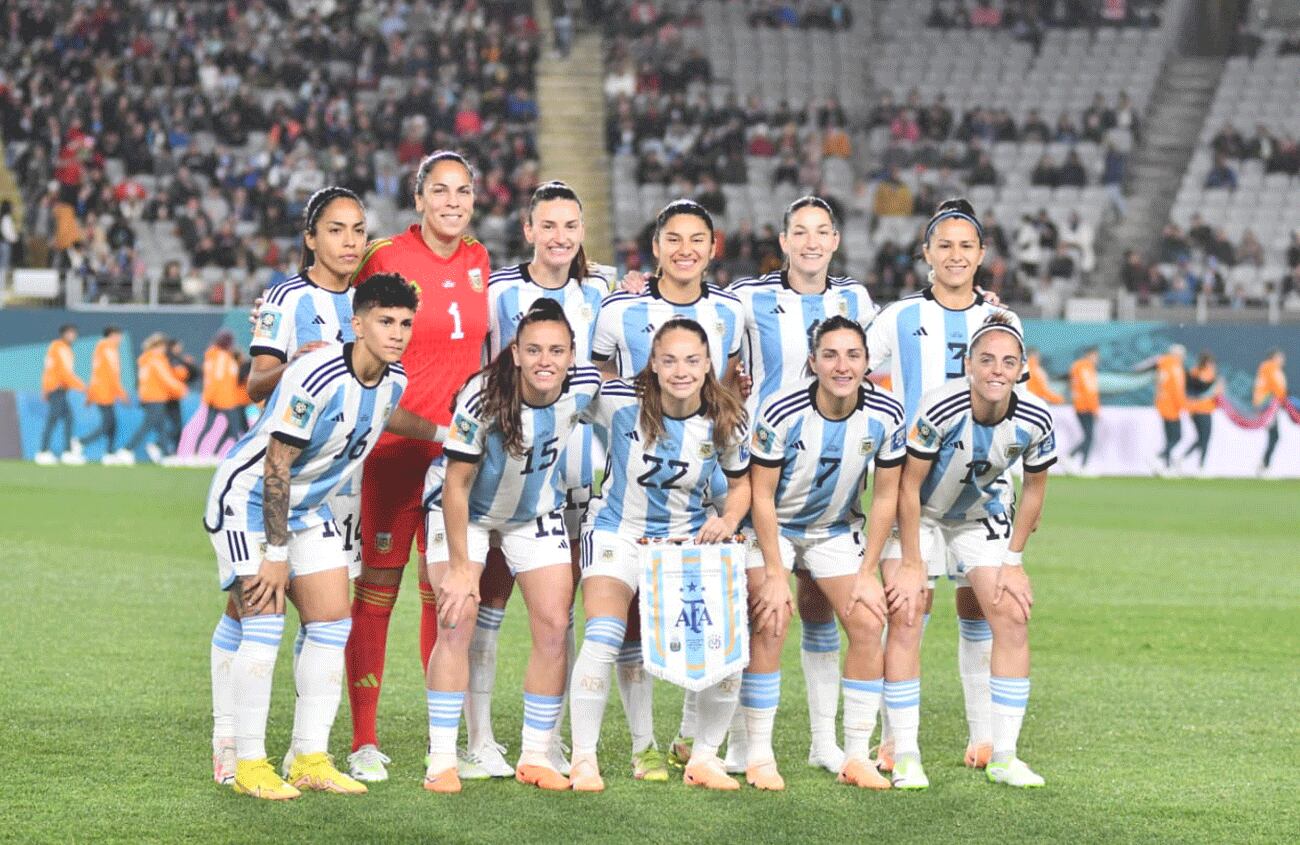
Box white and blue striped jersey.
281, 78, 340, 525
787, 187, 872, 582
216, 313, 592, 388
203, 343, 406, 534
434, 365, 603, 524
865, 288, 1022, 424
486, 263, 609, 491
251, 272, 360, 495
582, 379, 750, 538
591, 280, 744, 379
731, 271, 877, 415
486, 263, 608, 362
750, 380, 906, 540
907, 379, 1057, 522
250, 273, 354, 361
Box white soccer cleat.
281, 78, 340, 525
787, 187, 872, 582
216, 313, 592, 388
112, 448, 135, 465
808, 741, 846, 774
547, 736, 572, 776
69, 438, 84, 456
34, 451, 57, 465
145, 443, 164, 463
986, 757, 1045, 788
212, 742, 237, 786
458, 741, 514, 779
60, 450, 86, 465
346, 744, 391, 782
890, 754, 930, 790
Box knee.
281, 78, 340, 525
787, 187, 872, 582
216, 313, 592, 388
885, 614, 923, 649
842, 613, 884, 648
531, 613, 569, 657
987, 607, 1029, 645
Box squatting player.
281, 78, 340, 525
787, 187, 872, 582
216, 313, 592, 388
345, 151, 491, 782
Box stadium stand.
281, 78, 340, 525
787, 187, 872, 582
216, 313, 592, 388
0, 0, 543, 305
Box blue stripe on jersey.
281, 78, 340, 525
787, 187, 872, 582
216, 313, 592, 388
787, 417, 835, 530
799, 290, 828, 357
509, 406, 558, 522
897, 303, 924, 421
755, 290, 786, 404
331, 292, 354, 342
943, 307, 970, 382
942, 421, 996, 520
494, 285, 520, 355
600, 405, 638, 532
298, 388, 372, 520
296, 294, 324, 345
622, 303, 653, 376
920, 416, 965, 507
640, 418, 680, 532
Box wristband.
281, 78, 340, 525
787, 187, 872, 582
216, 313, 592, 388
1004, 549, 1023, 565
264, 543, 288, 562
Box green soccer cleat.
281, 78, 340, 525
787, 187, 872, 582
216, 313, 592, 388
347, 744, 391, 783
890, 754, 930, 790
632, 747, 670, 782
986, 757, 1045, 788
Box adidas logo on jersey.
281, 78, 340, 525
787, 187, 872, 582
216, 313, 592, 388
770, 305, 786, 314
330, 413, 345, 423
312, 315, 327, 325
790, 440, 806, 450
625, 430, 640, 441
642, 324, 656, 333
913, 327, 929, 336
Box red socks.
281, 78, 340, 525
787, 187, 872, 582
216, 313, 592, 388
346, 581, 398, 751
419, 583, 439, 671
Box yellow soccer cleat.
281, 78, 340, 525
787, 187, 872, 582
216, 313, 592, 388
745, 760, 786, 791
684, 756, 741, 791
631, 747, 670, 782
233, 758, 302, 800
964, 742, 993, 769
837, 757, 892, 790
288, 752, 368, 795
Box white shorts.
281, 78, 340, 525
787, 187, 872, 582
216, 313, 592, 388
881, 516, 1011, 588
211, 521, 348, 590
425, 507, 571, 576
579, 529, 642, 591
742, 528, 863, 580
328, 490, 362, 580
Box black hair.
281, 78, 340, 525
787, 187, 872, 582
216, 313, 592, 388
354, 272, 420, 313
654, 198, 714, 240
528, 181, 589, 283
783, 195, 839, 232
300, 186, 365, 272
924, 198, 984, 246
414, 150, 475, 195
58, 323, 76, 335
804, 315, 867, 376
103, 325, 122, 337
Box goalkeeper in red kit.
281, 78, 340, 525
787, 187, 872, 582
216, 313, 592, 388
345, 151, 491, 782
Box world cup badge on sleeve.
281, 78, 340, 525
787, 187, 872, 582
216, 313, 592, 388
638, 541, 749, 692
254, 311, 280, 339
449, 412, 479, 445
283, 395, 316, 429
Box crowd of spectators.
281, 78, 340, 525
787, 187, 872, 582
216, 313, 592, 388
925, 0, 1167, 32
1120, 223, 1300, 308
0, 0, 543, 304
1205, 123, 1300, 190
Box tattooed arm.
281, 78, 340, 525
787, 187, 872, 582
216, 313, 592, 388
242, 436, 302, 614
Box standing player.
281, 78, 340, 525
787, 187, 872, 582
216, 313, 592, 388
568, 319, 751, 792
208, 187, 370, 786
203, 275, 438, 799
35, 324, 85, 465
742, 317, 905, 791
1067, 346, 1100, 473
728, 196, 877, 774
1253, 348, 1287, 475
83, 326, 131, 464
868, 199, 1024, 773
592, 200, 745, 776
460, 181, 608, 778
1182, 351, 1219, 472
344, 151, 491, 782
891, 315, 1056, 789
422, 300, 602, 793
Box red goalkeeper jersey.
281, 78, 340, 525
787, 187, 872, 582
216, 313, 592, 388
353, 225, 490, 437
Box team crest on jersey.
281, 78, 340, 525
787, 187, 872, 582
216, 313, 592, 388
375, 532, 393, 553
449, 412, 479, 444
753, 422, 777, 451
859, 437, 875, 456
912, 418, 938, 449
714, 318, 726, 335
1005, 444, 1023, 460
253, 311, 280, 339
580, 303, 594, 322
836, 296, 850, 317
698, 441, 714, 460
469, 268, 484, 291
283, 395, 316, 428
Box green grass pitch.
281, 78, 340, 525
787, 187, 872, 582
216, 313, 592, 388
3, 463, 1297, 843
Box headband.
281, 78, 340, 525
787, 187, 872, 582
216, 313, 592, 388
969, 319, 1024, 356
925, 210, 984, 243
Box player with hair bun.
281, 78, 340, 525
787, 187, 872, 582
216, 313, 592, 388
421, 299, 602, 793
344, 151, 492, 783
890, 313, 1056, 789
869, 198, 1025, 777
742, 316, 905, 791
568, 319, 751, 793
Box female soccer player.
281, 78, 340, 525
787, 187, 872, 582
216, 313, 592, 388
592, 200, 746, 775
891, 314, 1056, 789
869, 198, 1023, 775
209, 187, 369, 787
1182, 350, 1219, 471
345, 151, 491, 783
568, 319, 751, 792
421, 299, 603, 794
742, 317, 905, 791
461, 181, 608, 778
728, 196, 877, 773
204, 275, 439, 799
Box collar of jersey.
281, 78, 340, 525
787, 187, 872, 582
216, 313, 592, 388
922, 285, 985, 310
649, 274, 709, 304
807, 379, 865, 421
341, 341, 389, 388
522, 368, 573, 409
971, 385, 1018, 426
298, 270, 351, 296
780, 270, 828, 296
518, 262, 573, 292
